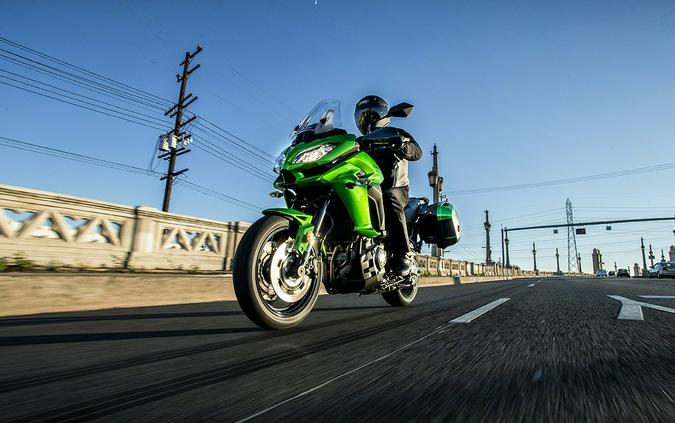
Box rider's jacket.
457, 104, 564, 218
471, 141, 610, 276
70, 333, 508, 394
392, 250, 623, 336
361, 126, 422, 189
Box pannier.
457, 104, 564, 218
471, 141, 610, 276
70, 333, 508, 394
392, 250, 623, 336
406, 198, 461, 249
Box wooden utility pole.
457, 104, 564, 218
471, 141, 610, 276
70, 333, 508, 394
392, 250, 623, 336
161, 45, 202, 212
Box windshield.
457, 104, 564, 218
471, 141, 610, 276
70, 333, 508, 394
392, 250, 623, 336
290, 99, 343, 142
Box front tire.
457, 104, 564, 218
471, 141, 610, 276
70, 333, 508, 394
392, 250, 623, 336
382, 285, 418, 306
233, 215, 320, 329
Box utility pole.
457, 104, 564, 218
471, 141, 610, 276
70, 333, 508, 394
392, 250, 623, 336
641, 237, 647, 276
532, 242, 538, 273
661, 249, 665, 262
501, 226, 505, 268
504, 228, 510, 267
555, 248, 561, 274
577, 253, 582, 273
428, 144, 443, 257
648, 244, 655, 267
614, 262, 617, 272
161, 45, 202, 212
484, 210, 492, 264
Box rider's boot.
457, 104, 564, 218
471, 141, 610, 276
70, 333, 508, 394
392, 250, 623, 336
394, 252, 418, 277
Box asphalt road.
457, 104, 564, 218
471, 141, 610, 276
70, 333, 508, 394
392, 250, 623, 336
1, 277, 674, 422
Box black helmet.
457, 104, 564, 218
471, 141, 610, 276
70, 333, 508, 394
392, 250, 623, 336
354, 95, 388, 135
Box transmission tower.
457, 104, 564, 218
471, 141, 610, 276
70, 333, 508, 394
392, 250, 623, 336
566, 198, 580, 272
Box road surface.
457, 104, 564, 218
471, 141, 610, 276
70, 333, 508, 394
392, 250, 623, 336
1, 277, 674, 422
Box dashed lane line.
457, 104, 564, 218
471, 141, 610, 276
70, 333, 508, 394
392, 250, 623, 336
236, 280, 538, 422
449, 298, 511, 324
638, 295, 675, 299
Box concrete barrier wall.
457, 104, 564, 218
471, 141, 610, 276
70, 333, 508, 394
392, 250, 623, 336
0, 184, 553, 276
0, 184, 249, 271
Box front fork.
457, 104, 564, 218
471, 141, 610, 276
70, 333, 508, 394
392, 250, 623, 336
297, 197, 330, 268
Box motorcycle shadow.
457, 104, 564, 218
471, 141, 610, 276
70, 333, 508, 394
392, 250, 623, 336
313, 305, 391, 312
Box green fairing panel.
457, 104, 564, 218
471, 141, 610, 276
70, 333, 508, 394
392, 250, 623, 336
319, 151, 383, 237
262, 208, 312, 225
277, 133, 384, 238
262, 208, 314, 253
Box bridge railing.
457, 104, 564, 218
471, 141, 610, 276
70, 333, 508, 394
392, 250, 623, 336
0, 184, 248, 271
1, 184, 553, 276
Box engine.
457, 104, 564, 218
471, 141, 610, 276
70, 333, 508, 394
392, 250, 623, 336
327, 239, 387, 294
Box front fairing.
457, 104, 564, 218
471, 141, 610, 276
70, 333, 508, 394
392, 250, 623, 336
286, 133, 358, 172
275, 133, 383, 188
274, 133, 384, 238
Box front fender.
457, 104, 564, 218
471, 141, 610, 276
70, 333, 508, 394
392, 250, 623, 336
262, 208, 314, 254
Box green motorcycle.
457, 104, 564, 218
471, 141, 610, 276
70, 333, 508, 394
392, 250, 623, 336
233, 100, 461, 329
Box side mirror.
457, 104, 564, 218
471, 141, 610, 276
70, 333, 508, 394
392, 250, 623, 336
386, 102, 414, 118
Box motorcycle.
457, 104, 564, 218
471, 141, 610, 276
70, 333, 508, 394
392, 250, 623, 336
233, 99, 461, 329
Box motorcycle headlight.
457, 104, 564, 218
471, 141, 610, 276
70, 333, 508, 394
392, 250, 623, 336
273, 152, 286, 173
292, 144, 336, 164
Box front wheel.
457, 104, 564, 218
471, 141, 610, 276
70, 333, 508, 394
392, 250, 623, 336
233, 215, 320, 329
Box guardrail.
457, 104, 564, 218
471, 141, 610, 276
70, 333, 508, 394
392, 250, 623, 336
0, 184, 551, 276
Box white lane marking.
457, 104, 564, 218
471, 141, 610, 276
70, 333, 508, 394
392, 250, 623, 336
235, 326, 445, 423
607, 295, 675, 320
449, 298, 510, 324
528, 283, 536, 287
639, 295, 675, 299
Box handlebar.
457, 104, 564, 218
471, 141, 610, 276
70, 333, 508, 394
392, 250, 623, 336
357, 137, 401, 150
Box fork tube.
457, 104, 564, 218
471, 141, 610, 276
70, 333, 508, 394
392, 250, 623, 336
313, 198, 330, 235
300, 197, 330, 266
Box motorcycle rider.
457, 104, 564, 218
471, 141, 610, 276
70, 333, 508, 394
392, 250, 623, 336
354, 95, 422, 276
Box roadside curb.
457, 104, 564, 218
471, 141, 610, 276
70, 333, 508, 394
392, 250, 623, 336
0, 273, 533, 317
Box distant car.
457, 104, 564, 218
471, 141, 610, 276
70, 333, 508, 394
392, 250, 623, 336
608, 271, 616, 276
616, 268, 630, 278
595, 269, 608, 277
648, 262, 675, 279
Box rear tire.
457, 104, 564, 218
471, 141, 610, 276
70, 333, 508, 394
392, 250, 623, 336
382, 285, 418, 307
233, 215, 320, 329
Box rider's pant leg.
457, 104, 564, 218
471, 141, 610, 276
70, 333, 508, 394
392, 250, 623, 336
382, 186, 410, 258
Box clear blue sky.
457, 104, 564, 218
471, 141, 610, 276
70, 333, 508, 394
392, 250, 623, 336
1, 0, 674, 272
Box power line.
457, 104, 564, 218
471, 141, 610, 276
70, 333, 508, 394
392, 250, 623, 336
0, 135, 262, 212
447, 163, 675, 195
194, 116, 276, 161
0, 79, 167, 131
0, 76, 275, 181
191, 134, 274, 181
0, 69, 172, 127
191, 121, 274, 164
223, 64, 300, 118
0, 48, 168, 110
0, 35, 276, 174
0, 36, 172, 106
0, 53, 166, 114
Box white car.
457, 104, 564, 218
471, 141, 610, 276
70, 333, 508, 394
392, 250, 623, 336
648, 262, 675, 279
595, 269, 608, 277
